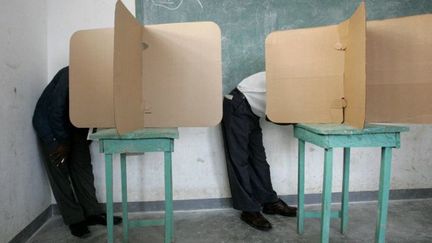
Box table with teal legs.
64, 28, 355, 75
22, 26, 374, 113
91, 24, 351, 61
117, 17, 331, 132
90, 128, 179, 243
294, 123, 408, 243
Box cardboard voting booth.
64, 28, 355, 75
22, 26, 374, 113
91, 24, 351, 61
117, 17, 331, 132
70, 1, 222, 134
266, 3, 432, 128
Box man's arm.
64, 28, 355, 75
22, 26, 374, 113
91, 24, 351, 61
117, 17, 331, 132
265, 116, 296, 126
48, 67, 71, 143
47, 67, 71, 166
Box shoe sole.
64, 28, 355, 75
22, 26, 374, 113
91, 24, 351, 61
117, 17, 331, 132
240, 217, 272, 231
71, 231, 91, 239
262, 211, 297, 217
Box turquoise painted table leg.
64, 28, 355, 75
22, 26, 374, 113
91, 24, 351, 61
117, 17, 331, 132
120, 154, 129, 243
297, 139, 305, 234
341, 148, 351, 234
105, 153, 114, 243
375, 147, 392, 243
164, 151, 173, 243
321, 148, 333, 243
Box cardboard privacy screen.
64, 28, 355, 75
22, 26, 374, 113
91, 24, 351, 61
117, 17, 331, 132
266, 3, 366, 128
266, 2, 432, 128
70, 1, 222, 134
366, 14, 432, 124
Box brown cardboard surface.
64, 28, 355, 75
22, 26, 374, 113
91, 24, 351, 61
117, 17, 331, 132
113, 1, 144, 134
69, 28, 115, 128
266, 7, 431, 126
265, 25, 345, 123
141, 22, 222, 129
266, 3, 366, 127
70, 0, 222, 133
115, 1, 221, 133
341, 2, 366, 128
366, 14, 432, 123
266, 3, 367, 128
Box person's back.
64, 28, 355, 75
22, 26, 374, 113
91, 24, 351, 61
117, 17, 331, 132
33, 66, 71, 152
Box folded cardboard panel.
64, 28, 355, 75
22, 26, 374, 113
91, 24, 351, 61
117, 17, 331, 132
140, 23, 222, 128
266, 3, 432, 128
366, 14, 432, 123
265, 25, 344, 124
114, 1, 222, 133
70, 1, 222, 133
113, 1, 144, 133
70, 29, 115, 128
266, 3, 365, 127
340, 3, 366, 128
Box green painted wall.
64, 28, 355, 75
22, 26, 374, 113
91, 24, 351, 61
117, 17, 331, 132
141, 0, 432, 94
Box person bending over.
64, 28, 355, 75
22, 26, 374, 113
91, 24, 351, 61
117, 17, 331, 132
221, 71, 297, 231
33, 67, 121, 237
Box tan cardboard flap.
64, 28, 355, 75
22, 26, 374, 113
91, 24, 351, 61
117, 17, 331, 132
115, 1, 222, 133
114, 1, 144, 134
266, 25, 344, 123
70, 0, 222, 133
342, 2, 366, 128
141, 22, 222, 128
266, 3, 366, 127
366, 14, 432, 123
69, 28, 115, 128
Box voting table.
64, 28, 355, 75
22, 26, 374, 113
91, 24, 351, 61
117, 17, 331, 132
294, 123, 408, 243
90, 128, 179, 243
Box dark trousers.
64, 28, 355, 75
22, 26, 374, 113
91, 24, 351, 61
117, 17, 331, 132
41, 128, 103, 225
221, 89, 278, 212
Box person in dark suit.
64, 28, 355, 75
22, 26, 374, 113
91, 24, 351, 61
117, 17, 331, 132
33, 67, 121, 237
221, 72, 297, 231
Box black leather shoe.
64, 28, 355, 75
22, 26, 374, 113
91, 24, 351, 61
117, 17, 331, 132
69, 221, 90, 238
86, 213, 122, 226
262, 199, 297, 217
241, 211, 272, 231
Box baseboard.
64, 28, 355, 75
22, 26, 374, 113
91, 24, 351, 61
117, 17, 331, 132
281, 188, 432, 206
48, 188, 432, 214
14, 188, 432, 242
9, 206, 52, 243
51, 197, 234, 215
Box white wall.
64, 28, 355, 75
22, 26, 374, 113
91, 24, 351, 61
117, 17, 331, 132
0, 0, 51, 241
262, 123, 432, 195
47, 0, 134, 76
46, 0, 432, 205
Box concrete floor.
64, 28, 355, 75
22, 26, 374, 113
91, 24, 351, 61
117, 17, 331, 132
29, 199, 432, 243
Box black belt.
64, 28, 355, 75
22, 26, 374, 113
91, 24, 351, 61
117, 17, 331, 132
229, 88, 245, 98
